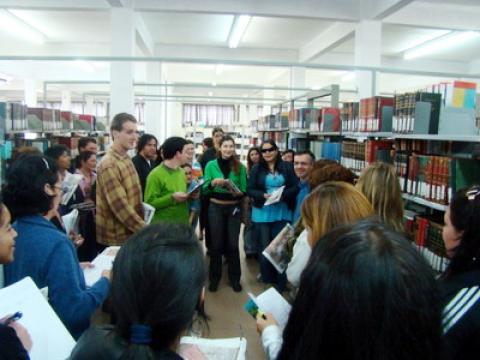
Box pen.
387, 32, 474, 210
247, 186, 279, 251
3, 311, 22, 326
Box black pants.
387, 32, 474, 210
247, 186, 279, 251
208, 202, 241, 285
200, 195, 211, 250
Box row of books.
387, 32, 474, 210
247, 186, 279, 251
340, 102, 359, 132
340, 140, 393, 173
392, 92, 442, 134
358, 96, 394, 132
309, 108, 341, 132
424, 81, 476, 109
310, 141, 341, 161
259, 131, 287, 150
394, 153, 480, 205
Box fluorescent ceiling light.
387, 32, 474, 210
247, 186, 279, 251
211, 82, 217, 87
0, 10, 46, 44
216, 64, 225, 75
311, 85, 322, 90
208, 91, 213, 97
341, 72, 355, 82
404, 31, 480, 60
228, 15, 252, 49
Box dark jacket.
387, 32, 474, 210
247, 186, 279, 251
0, 324, 29, 360
247, 161, 299, 211
441, 269, 480, 360
199, 147, 217, 172
70, 325, 183, 360
132, 154, 155, 195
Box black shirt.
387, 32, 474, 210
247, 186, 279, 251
132, 154, 154, 195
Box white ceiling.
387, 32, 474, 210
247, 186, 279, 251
0, 0, 479, 103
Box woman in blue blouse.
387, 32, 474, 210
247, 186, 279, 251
3, 155, 110, 339
247, 140, 299, 291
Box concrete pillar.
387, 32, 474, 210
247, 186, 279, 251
61, 90, 71, 111
110, 8, 135, 117
24, 79, 37, 107
144, 62, 165, 141
354, 20, 381, 100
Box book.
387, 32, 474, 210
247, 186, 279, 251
264, 186, 285, 206
142, 202, 155, 225
179, 336, 247, 360
262, 224, 294, 273
187, 178, 205, 195
245, 288, 292, 330
83, 246, 120, 287
0, 277, 76, 359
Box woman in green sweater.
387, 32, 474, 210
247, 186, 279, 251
203, 135, 247, 293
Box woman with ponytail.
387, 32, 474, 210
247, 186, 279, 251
70, 223, 207, 359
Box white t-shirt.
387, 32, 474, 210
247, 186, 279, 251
286, 229, 312, 288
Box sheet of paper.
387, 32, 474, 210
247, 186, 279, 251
179, 336, 247, 360
142, 202, 155, 225
248, 287, 291, 330
62, 209, 79, 235
61, 173, 83, 205
83, 246, 120, 287
0, 277, 76, 360
264, 186, 285, 206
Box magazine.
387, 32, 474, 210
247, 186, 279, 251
188, 178, 205, 196
262, 223, 294, 273
61, 172, 83, 205
264, 186, 285, 206
178, 336, 247, 360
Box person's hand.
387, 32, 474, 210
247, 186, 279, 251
9, 322, 33, 352
212, 178, 227, 187
256, 312, 278, 334
80, 262, 94, 270
172, 192, 188, 203
101, 269, 112, 281
263, 193, 271, 199
69, 231, 84, 248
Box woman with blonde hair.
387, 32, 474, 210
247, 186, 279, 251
356, 162, 404, 232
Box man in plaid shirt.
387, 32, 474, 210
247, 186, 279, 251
96, 113, 145, 247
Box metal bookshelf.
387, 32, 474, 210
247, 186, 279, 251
401, 193, 448, 211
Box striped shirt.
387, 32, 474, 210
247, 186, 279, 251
96, 147, 145, 246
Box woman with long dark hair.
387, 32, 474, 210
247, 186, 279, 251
71, 223, 207, 359
260, 220, 443, 360
243, 146, 261, 258
203, 135, 247, 292
247, 140, 299, 291
441, 186, 480, 360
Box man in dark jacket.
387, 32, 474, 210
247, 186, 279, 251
132, 133, 158, 195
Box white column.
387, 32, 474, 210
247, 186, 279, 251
289, 66, 306, 100
110, 8, 135, 117
61, 90, 71, 111
354, 20, 381, 100
24, 79, 37, 107
144, 62, 165, 140
85, 96, 95, 115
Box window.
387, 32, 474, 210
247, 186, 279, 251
182, 104, 235, 127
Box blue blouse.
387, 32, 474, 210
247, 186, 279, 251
252, 173, 292, 223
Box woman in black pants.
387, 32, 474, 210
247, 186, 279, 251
203, 136, 247, 293
247, 140, 299, 292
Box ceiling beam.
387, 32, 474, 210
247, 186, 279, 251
369, 0, 416, 20
0, 0, 108, 11
299, 22, 355, 63
135, 13, 154, 56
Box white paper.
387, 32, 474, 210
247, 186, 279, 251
179, 336, 247, 360
61, 173, 83, 205
142, 202, 155, 225
264, 186, 285, 206
0, 277, 76, 360
83, 246, 120, 287
248, 288, 291, 330
61, 209, 79, 235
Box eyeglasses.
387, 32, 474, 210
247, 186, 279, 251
261, 147, 277, 154
466, 186, 480, 201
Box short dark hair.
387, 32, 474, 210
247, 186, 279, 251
212, 127, 224, 137
111, 223, 207, 355
161, 137, 187, 160
3, 155, 59, 219
185, 139, 194, 145
137, 133, 158, 153
78, 151, 96, 165
445, 186, 480, 277
283, 149, 295, 156
278, 220, 442, 360
294, 150, 315, 163
44, 144, 70, 161
110, 112, 137, 133
78, 137, 96, 151
203, 137, 213, 148
259, 140, 281, 171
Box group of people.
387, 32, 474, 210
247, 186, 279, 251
0, 111, 479, 359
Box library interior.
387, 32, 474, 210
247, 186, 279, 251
0, 0, 480, 359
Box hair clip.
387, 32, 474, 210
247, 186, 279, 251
42, 158, 50, 170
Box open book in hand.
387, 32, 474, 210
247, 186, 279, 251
244, 288, 292, 331
262, 223, 294, 273
187, 178, 205, 196
142, 202, 155, 225
178, 337, 247, 360
0, 277, 76, 360
83, 246, 120, 287
264, 186, 285, 206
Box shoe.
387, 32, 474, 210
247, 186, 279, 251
208, 282, 219, 292
231, 282, 242, 292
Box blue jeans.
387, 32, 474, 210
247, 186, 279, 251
255, 220, 288, 292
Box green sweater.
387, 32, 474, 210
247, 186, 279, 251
144, 164, 189, 224
202, 159, 247, 197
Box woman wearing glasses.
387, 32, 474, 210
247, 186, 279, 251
247, 140, 299, 291
2, 155, 110, 339
441, 186, 480, 360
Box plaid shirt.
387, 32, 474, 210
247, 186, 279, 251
96, 147, 145, 246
